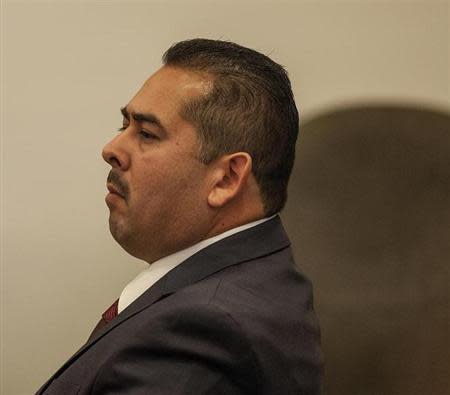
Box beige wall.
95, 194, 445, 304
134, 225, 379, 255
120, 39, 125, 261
1, 1, 448, 394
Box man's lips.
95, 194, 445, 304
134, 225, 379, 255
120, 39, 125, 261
107, 183, 124, 198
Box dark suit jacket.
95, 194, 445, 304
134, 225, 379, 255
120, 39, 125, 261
36, 216, 323, 394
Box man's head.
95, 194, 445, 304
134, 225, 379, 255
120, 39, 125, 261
162, 39, 299, 216
102, 39, 299, 263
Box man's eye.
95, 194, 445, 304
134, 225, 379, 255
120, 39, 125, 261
140, 130, 157, 140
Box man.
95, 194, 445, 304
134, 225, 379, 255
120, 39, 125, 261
37, 39, 323, 394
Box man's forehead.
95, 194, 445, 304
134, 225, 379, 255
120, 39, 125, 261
141, 66, 213, 101
124, 67, 212, 125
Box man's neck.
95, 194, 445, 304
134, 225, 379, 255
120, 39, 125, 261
203, 202, 266, 241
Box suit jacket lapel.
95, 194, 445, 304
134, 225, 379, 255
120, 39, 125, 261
37, 216, 290, 393
36, 278, 169, 394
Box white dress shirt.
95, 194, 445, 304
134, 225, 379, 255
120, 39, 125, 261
118, 215, 276, 314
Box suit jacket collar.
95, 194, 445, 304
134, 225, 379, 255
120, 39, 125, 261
163, 215, 289, 293
37, 215, 290, 393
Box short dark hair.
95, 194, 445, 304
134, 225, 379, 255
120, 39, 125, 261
163, 38, 299, 216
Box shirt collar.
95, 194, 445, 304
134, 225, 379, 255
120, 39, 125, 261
118, 215, 277, 313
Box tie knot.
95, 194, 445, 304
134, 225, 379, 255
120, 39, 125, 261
102, 298, 119, 323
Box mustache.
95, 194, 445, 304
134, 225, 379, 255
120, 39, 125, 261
107, 171, 129, 199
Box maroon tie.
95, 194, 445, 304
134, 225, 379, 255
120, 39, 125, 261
87, 298, 119, 341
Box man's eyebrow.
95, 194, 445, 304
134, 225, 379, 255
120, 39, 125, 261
120, 106, 167, 133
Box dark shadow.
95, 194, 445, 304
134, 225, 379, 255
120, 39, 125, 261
282, 104, 449, 395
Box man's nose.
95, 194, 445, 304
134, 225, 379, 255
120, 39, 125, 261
102, 132, 131, 170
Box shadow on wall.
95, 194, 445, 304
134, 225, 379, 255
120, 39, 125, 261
282, 105, 449, 395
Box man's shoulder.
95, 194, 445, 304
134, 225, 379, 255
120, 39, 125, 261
158, 244, 317, 332
145, 246, 323, 393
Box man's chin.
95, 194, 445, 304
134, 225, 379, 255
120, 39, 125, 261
108, 219, 145, 260
109, 217, 128, 245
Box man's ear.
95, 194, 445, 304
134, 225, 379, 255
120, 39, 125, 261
207, 152, 252, 208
